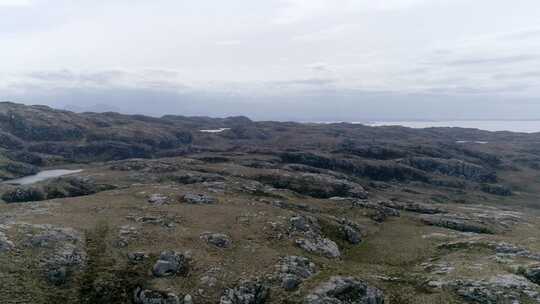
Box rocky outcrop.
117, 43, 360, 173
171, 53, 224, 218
481, 184, 512, 196
148, 193, 170, 205
401, 157, 497, 183
419, 214, 496, 234
305, 276, 384, 304
289, 215, 341, 258
2, 186, 45, 203
379, 200, 446, 214
182, 193, 217, 205
152, 250, 189, 277
449, 275, 540, 303
43, 176, 116, 199
220, 279, 270, 304
280, 151, 429, 182
352, 200, 400, 223
275, 256, 317, 291
134, 287, 181, 304
255, 171, 368, 199
0, 231, 14, 252
1, 176, 115, 203
163, 172, 224, 185
295, 236, 341, 259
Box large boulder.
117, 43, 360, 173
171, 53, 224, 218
295, 237, 341, 259
220, 279, 270, 304
2, 186, 45, 203
152, 250, 189, 277
305, 276, 384, 304
276, 256, 317, 291
450, 275, 540, 304
134, 287, 181, 304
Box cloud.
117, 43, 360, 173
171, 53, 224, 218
445, 55, 539, 67
0, 0, 32, 6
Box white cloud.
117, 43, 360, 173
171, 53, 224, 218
0, 0, 32, 6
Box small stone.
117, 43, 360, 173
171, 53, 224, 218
200, 232, 232, 248
128, 252, 149, 264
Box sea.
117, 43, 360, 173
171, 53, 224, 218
364, 120, 540, 133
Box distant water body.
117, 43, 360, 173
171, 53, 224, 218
365, 120, 540, 133
3, 169, 83, 185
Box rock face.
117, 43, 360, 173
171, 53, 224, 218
295, 237, 341, 259
340, 224, 361, 245
305, 276, 384, 304
163, 172, 224, 185
134, 287, 181, 304
0, 232, 14, 252
200, 232, 232, 248
21, 225, 86, 285
43, 176, 116, 199
481, 183, 512, 196
1, 176, 115, 203
255, 171, 368, 199
353, 200, 400, 223
152, 250, 189, 277
148, 193, 170, 205
220, 279, 270, 304
2, 186, 45, 203
524, 266, 540, 285
449, 274, 540, 304
182, 193, 217, 205
289, 215, 341, 258
401, 157, 497, 182
419, 214, 495, 234
378, 200, 445, 215
275, 256, 317, 291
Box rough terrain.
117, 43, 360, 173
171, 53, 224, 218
1, 102, 540, 303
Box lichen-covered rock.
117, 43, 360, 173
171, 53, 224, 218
255, 171, 368, 199
340, 224, 361, 245
305, 276, 384, 304
289, 215, 321, 234
524, 266, 540, 285
128, 251, 149, 264
2, 186, 45, 203
220, 279, 270, 304
182, 193, 217, 205
200, 232, 232, 248
152, 250, 189, 277
481, 184, 512, 196
134, 287, 181, 304
449, 274, 540, 304
401, 157, 496, 183
0, 232, 14, 252
419, 214, 495, 234
162, 172, 224, 185
296, 236, 341, 259
379, 200, 446, 214
43, 176, 116, 199
276, 256, 317, 291
148, 193, 170, 205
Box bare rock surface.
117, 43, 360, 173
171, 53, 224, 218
305, 276, 384, 304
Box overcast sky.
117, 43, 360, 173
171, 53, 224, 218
1, 0, 540, 120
